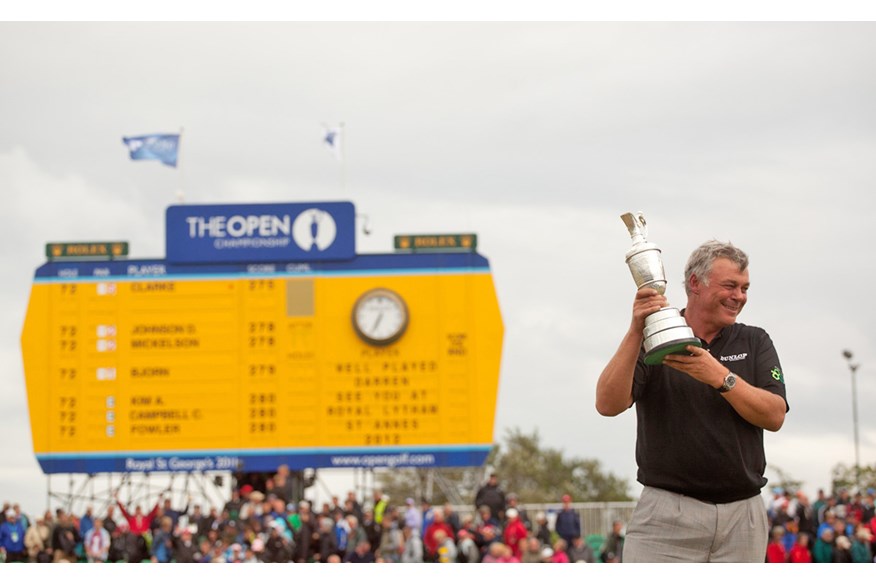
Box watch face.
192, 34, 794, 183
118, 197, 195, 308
352, 288, 409, 346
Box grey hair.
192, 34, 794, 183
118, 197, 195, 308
683, 240, 749, 295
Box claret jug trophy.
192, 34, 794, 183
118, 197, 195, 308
621, 212, 701, 365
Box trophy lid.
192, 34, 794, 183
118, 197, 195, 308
622, 212, 660, 260
621, 212, 648, 244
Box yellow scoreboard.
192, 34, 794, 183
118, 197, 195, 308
20, 202, 504, 474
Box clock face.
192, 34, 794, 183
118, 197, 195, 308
352, 288, 409, 345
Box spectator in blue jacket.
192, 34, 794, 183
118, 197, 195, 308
554, 494, 581, 548
0, 508, 28, 562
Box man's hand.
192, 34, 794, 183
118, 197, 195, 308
631, 287, 669, 331
662, 345, 727, 388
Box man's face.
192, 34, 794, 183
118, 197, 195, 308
691, 258, 749, 329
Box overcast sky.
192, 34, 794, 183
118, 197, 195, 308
2, 20, 875, 516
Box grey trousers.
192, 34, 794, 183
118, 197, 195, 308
623, 486, 769, 563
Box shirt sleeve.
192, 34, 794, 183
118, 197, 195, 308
752, 328, 789, 412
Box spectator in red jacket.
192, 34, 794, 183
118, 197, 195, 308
115, 496, 160, 536
766, 525, 787, 563
788, 532, 813, 563
502, 508, 528, 560
423, 507, 455, 562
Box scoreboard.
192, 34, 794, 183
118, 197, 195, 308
20, 202, 504, 474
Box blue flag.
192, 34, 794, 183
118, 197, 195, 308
122, 133, 180, 167
322, 124, 343, 161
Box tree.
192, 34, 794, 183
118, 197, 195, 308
768, 465, 803, 495
486, 427, 631, 502
831, 462, 876, 494
375, 427, 631, 504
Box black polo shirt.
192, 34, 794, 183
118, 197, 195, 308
631, 320, 789, 504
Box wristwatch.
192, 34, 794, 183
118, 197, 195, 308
718, 372, 737, 394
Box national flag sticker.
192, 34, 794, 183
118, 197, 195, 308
771, 366, 784, 383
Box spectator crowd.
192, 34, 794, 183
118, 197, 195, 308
764, 486, 876, 563
1, 466, 873, 564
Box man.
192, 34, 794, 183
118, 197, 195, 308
50, 509, 81, 562
554, 494, 580, 548
601, 519, 625, 563
596, 240, 788, 562
83, 517, 111, 563
474, 472, 506, 521
0, 508, 28, 562
160, 495, 190, 530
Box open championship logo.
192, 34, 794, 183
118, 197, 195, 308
292, 208, 337, 252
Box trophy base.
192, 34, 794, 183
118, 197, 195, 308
644, 336, 702, 365
641, 307, 701, 365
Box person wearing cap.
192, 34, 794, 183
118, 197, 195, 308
241, 490, 266, 521
596, 240, 788, 562
0, 507, 28, 562
554, 494, 580, 549
174, 526, 199, 562
812, 527, 835, 563
502, 507, 528, 560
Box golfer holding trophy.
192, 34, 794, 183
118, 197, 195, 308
595, 212, 788, 562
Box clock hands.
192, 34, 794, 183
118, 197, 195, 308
370, 312, 384, 334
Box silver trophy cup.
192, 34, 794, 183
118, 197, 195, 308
621, 212, 701, 365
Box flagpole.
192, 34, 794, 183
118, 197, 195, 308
175, 127, 185, 203
340, 121, 346, 198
